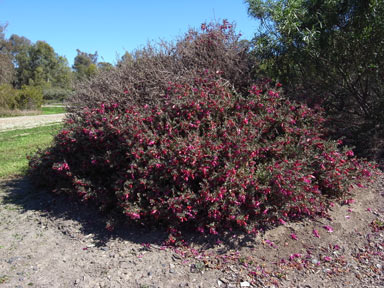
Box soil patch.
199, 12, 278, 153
0, 175, 383, 287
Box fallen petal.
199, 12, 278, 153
323, 225, 334, 232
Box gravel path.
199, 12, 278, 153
0, 114, 66, 132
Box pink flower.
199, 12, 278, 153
197, 227, 205, 234
323, 256, 332, 262
362, 169, 371, 177
290, 233, 298, 240
313, 229, 320, 238
289, 253, 301, 261
346, 150, 354, 157
265, 239, 276, 248
126, 212, 140, 219
345, 199, 355, 205
279, 218, 286, 225
323, 225, 334, 233
209, 227, 218, 235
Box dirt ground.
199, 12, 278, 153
0, 114, 65, 132
0, 174, 383, 288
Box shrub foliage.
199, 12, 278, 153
29, 74, 372, 241
0, 83, 43, 110
68, 21, 252, 114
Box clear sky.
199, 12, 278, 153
0, 0, 259, 66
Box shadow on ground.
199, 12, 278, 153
0, 176, 257, 250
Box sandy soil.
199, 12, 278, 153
0, 114, 65, 132
0, 175, 383, 288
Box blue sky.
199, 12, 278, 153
0, 0, 259, 66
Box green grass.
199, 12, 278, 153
41, 106, 66, 115
41, 106, 66, 114
0, 124, 62, 178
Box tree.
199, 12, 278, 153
8, 34, 32, 61
14, 40, 72, 89
72, 49, 98, 80
246, 0, 384, 160
97, 61, 113, 72
0, 24, 14, 85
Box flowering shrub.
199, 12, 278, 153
69, 20, 252, 116
28, 75, 374, 242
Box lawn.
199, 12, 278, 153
0, 124, 62, 178
41, 106, 66, 115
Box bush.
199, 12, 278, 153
28, 75, 374, 242
43, 87, 73, 102
0, 83, 18, 109
68, 20, 253, 115
16, 85, 43, 109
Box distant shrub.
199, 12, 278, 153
16, 85, 43, 109
0, 84, 18, 109
29, 75, 374, 243
43, 87, 73, 102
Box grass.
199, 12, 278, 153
0, 124, 62, 178
41, 106, 66, 115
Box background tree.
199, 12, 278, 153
0, 24, 14, 85
117, 51, 134, 66
72, 49, 98, 81
97, 61, 113, 72
8, 34, 32, 62
14, 40, 72, 89
246, 0, 384, 161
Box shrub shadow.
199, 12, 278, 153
0, 176, 258, 251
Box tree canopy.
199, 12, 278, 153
72, 49, 98, 81
0, 24, 113, 104
0, 24, 14, 85
246, 0, 384, 159
14, 40, 72, 89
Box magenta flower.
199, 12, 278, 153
313, 229, 320, 238
290, 233, 298, 240
345, 198, 355, 205
346, 150, 354, 157
333, 245, 340, 250
289, 253, 301, 261
323, 225, 334, 232
279, 218, 286, 225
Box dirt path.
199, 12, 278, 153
0, 114, 66, 132
0, 175, 383, 288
